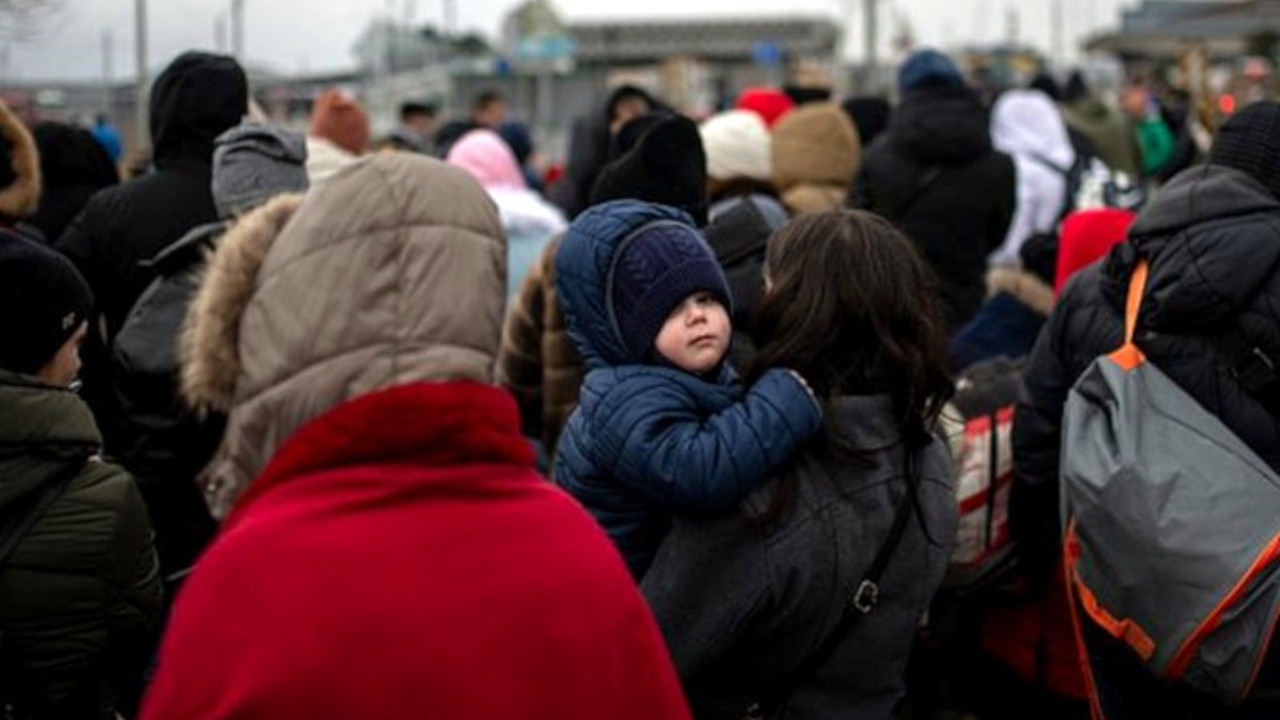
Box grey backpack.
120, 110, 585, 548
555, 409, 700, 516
1061, 258, 1280, 706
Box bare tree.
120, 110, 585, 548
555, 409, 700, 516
0, 0, 68, 42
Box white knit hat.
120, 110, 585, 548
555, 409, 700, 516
699, 109, 772, 183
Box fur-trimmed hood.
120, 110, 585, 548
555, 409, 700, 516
986, 265, 1055, 317
181, 153, 506, 518
0, 99, 39, 220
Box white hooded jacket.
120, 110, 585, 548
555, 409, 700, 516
990, 90, 1076, 265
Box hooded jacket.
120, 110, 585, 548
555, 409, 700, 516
0, 370, 162, 720
552, 200, 822, 578
447, 129, 567, 296
990, 90, 1076, 265
180, 155, 504, 519
1011, 165, 1280, 711
54, 51, 246, 449
143, 154, 692, 720
1063, 96, 1141, 179
0, 98, 42, 227
850, 86, 1016, 330
772, 104, 862, 216
643, 395, 956, 720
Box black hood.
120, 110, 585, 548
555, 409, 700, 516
149, 51, 247, 168
1102, 164, 1280, 331
889, 86, 993, 165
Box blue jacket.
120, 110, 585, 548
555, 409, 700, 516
554, 200, 822, 577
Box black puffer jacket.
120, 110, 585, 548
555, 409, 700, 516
1012, 165, 1280, 712
849, 87, 1016, 330
28, 122, 118, 243
0, 370, 162, 720
54, 52, 246, 449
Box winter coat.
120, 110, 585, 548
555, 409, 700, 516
1063, 96, 1142, 179
772, 104, 862, 216
179, 155, 507, 520
447, 129, 567, 296
54, 53, 246, 450
139, 381, 693, 720
553, 201, 822, 578
148, 149, 690, 720
110, 222, 224, 577
948, 266, 1055, 372
496, 234, 584, 455
643, 394, 956, 720
990, 90, 1076, 265
29, 122, 119, 243
1011, 164, 1280, 712
0, 369, 162, 720
849, 86, 1016, 330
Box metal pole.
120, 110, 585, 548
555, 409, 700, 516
231, 0, 245, 60
215, 14, 227, 53
443, 0, 455, 36
864, 0, 878, 92
102, 29, 113, 117
135, 0, 148, 151
1052, 0, 1065, 69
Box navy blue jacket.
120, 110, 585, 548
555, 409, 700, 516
553, 200, 822, 577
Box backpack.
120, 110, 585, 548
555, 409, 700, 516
1061, 259, 1280, 706
1030, 152, 1145, 225
941, 356, 1024, 593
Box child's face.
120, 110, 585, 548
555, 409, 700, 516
654, 292, 731, 374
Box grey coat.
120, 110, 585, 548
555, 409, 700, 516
642, 394, 956, 720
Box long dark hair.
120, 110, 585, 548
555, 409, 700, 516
748, 210, 953, 524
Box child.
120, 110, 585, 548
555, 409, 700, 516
554, 199, 822, 578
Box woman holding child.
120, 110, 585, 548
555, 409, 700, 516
555, 205, 957, 719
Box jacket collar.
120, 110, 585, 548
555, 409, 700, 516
227, 381, 535, 522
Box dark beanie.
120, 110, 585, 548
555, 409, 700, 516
1029, 73, 1062, 102
841, 97, 892, 148
899, 49, 965, 93
611, 222, 732, 362
609, 111, 671, 161
0, 236, 94, 375
1209, 101, 1280, 200
591, 115, 709, 226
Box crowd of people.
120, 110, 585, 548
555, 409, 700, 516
0, 44, 1277, 720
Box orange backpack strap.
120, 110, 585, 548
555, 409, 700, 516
1108, 259, 1149, 370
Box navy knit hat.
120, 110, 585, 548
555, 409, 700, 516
611, 222, 732, 362
899, 50, 965, 93
1209, 101, 1280, 201
0, 235, 93, 376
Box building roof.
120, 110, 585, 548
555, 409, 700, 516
1088, 0, 1280, 57
567, 17, 839, 64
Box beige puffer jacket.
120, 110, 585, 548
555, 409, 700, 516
771, 103, 862, 216
181, 154, 506, 519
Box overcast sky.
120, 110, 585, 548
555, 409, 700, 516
5, 0, 1142, 81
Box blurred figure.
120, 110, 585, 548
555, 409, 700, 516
591, 114, 709, 225
111, 120, 308, 586
90, 113, 124, 166
498, 119, 545, 192
0, 97, 42, 243
141, 155, 692, 720
772, 103, 861, 215
55, 51, 248, 451
434, 89, 509, 157
0, 237, 162, 720
390, 100, 436, 154
990, 89, 1076, 265
851, 49, 1015, 330
306, 89, 370, 184
549, 85, 657, 219
840, 96, 892, 148
29, 122, 118, 242
1062, 71, 1141, 179
1121, 82, 1176, 178
446, 128, 566, 297
735, 86, 795, 128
